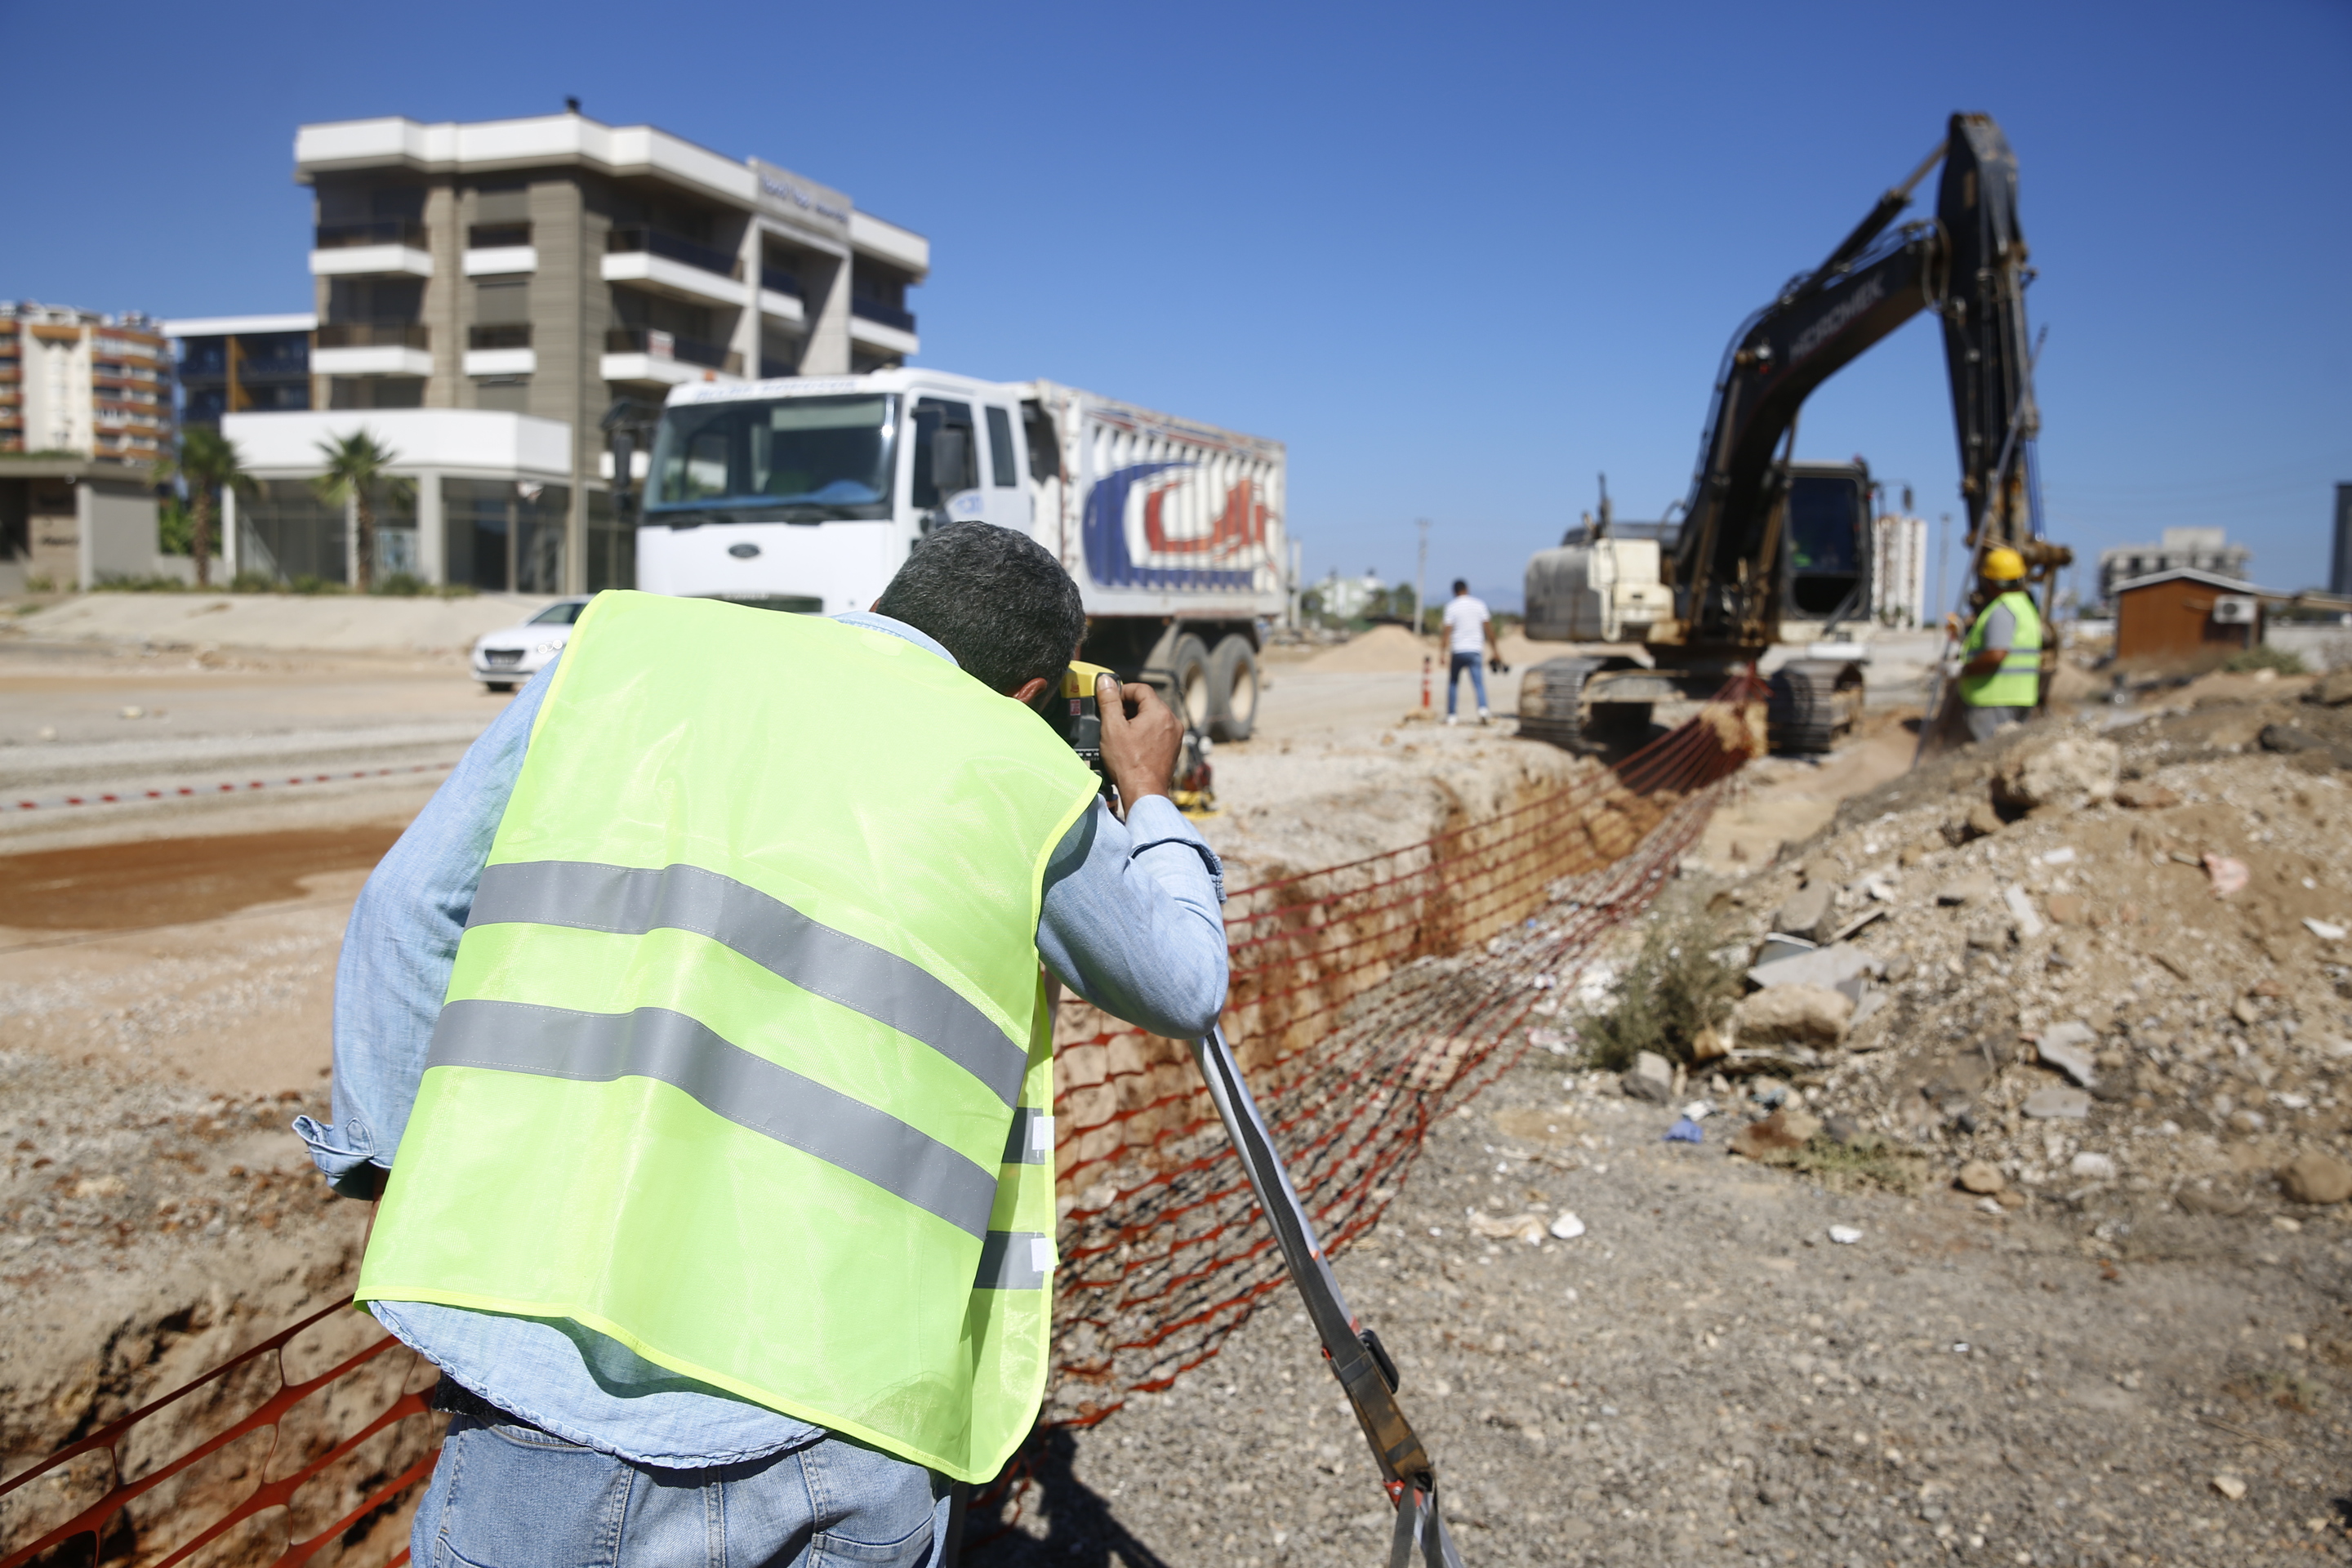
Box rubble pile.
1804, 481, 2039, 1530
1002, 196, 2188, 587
1673, 684, 2352, 1226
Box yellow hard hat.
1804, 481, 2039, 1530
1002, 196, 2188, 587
1980, 546, 2026, 581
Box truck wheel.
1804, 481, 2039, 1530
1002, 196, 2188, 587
1206, 635, 1258, 742
1169, 635, 1213, 731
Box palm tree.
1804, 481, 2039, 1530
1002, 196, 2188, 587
312, 430, 411, 591
176, 428, 250, 589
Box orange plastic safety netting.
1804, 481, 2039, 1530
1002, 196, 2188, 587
1, 684, 1760, 1568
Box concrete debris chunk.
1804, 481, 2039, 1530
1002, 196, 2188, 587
2069, 1152, 2118, 1181
1956, 1160, 2006, 1195
2279, 1152, 2352, 1205
2114, 779, 2181, 809
2035, 1022, 2099, 1088
1548, 1210, 1586, 1241
1937, 874, 1995, 906
1771, 881, 1839, 943
2203, 853, 2250, 898
1730, 1107, 1820, 1158
2258, 723, 2316, 754
1746, 940, 1878, 992
2305, 918, 2347, 942
2022, 1086, 2091, 1120
2212, 1475, 2247, 1502
1469, 1209, 1548, 1245
2041, 846, 2077, 865
1621, 1050, 1674, 1103
1733, 983, 1853, 1045
2306, 667, 2352, 706
2002, 885, 2045, 938
1992, 734, 2121, 811
1827, 1225, 1863, 1245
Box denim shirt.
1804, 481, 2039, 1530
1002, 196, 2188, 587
295, 612, 1227, 1468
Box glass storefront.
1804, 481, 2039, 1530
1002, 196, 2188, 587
239, 479, 346, 584
586, 486, 635, 591
443, 478, 569, 592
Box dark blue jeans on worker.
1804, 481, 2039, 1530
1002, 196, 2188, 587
412, 1410, 949, 1568
1447, 650, 1488, 715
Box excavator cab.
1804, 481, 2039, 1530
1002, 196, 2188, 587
1780, 463, 1872, 628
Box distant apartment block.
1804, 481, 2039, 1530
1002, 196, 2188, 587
169, 314, 316, 426
2096, 527, 2252, 609
259, 109, 930, 594
0, 302, 172, 466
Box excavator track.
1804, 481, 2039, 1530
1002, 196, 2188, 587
1516, 657, 1609, 753
1766, 660, 1862, 755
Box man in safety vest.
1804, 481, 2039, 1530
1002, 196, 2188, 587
1952, 546, 2042, 743
295, 523, 1228, 1568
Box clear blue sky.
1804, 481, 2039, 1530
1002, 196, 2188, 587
6, 0, 2345, 608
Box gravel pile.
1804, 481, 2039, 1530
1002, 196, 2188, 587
1694, 689, 2352, 1230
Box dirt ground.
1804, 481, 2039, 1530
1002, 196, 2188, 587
5, 608, 2346, 1568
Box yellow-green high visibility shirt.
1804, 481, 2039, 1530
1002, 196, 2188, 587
1960, 590, 2042, 708
356, 590, 1101, 1482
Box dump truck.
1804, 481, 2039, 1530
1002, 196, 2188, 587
630, 369, 1285, 740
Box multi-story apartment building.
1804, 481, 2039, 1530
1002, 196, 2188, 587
0, 302, 173, 466
169, 314, 317, 426
278, 109, 930, 594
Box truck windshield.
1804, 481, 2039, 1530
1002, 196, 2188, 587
646, 394, 898, 520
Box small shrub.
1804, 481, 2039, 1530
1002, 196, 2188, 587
24, 574, 57, 593
287, 574, 347, 596
229, 570, 280, 594
94, 572, 189, 592
158, 499, 194, 556
372, 572, 429, 597
1575, 910, 1744, 1072
2221, 645, 2305, 675
435, 582, 479, 599
1757, 1134, 1928, 1195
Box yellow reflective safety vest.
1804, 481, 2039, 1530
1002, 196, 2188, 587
1959, 590, 2042, 708
357, 591, 1100, 1482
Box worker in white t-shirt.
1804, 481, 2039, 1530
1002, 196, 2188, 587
1440, 579, 1498, 724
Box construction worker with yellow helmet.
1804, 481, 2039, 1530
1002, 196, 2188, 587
1947, 546, 2041, 742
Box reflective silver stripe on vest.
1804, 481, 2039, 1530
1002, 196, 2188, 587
2000, 653, 2042, 670
427, 999, 997, 1238
469, 861, 1028, 1107
1002, 1107, 1051, 1166
975, 1230, 1049, 1290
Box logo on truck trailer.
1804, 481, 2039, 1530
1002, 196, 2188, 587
1082, 463, 1272, 590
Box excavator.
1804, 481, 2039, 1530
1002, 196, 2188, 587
1521, 111, 2070, 754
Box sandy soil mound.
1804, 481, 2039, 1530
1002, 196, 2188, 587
1303, 626, 1433, 673
11, 591, 562, 653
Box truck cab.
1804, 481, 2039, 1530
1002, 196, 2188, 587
635, 369, 1034, 613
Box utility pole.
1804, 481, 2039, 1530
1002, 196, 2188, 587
1414, 518, 1430, 639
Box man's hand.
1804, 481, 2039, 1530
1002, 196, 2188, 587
1097, 673, 1182, 816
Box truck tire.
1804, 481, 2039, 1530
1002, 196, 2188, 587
1206, 635, 1258, 742
1169, 635, 1214, 731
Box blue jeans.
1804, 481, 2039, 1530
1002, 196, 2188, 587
412, 1412, 949, 1568
1446, 651, 1488, 715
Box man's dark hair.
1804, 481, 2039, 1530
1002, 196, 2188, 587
873, 523, 1085, 694
1452, 578, 1469, 595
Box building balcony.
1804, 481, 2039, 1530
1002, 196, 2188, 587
760, 265, 803, 298
314, 321, 432, 376
465, 324, 534, 376
758, 289, 804, 327
602, 227, 742, 305
849, 301, 918, 359
312, 221, 432, 276
464, 247, 538, 276
601, 327, 741, 386
850, 296, 915, 333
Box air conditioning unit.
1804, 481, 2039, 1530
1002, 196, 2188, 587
2211, 595, 2258, 625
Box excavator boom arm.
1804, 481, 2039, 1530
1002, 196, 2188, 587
1670, 112, 2040, 645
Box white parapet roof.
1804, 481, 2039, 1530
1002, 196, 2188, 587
221, 409, 572, 479
163, 314, 318, 337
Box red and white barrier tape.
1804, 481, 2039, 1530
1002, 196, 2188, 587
5, 761, 457, 813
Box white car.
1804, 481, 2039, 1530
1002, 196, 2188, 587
472, 597, 590, 692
